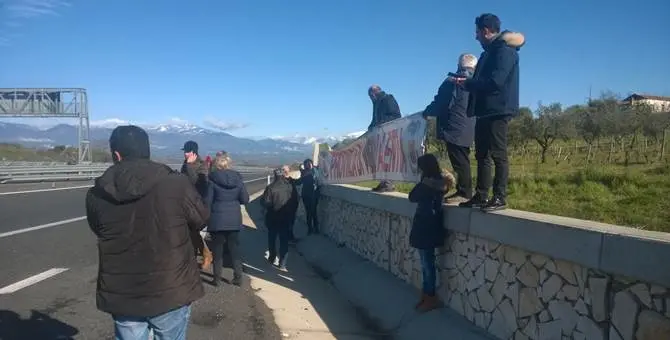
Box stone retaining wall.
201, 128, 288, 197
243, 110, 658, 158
294, 184, 670, 340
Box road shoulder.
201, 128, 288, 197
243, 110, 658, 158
240, 195, 375, 339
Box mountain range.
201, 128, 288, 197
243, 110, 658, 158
0, 121, 362, 165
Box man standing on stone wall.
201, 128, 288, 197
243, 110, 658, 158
450, 14, 525, 211
423, 53, 478, 203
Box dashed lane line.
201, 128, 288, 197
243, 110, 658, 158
0, 268, 69, 294
0, 185, 93, 196
0, 216, 87, 239
0, 176, 267, 239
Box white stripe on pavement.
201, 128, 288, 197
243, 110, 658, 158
244, 176, 268, 184
0, 177, 266, 239
0, 177, 265, 197
0, 185, 93, 196
0, 216, 87, 239
0, 268, 69, 294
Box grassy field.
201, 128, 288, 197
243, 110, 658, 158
355, 144, 670, 233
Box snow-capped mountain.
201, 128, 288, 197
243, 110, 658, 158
146, 123, 212, 135
0, 121, 314, 164
269, 130, 366, 145
0, 121, 364, 164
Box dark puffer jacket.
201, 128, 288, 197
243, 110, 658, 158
261, 176, 299, 226
408, 176, 452, 250
86, 159, 209, 317
422, 68, 475, 148
205, 169, 250, 232
464, 31, 525, 119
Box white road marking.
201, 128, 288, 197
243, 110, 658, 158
0, 216, 87, 239
0, 185, 92, 196
244, 176, 268, 184
0, 176, 265, 197
0, 177, 266, 239
0, 268, 69, 294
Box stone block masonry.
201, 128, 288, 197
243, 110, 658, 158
293, 184, 670, 340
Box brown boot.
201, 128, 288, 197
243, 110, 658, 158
201, 246, 213, 270
415, 293, 426, 309
417, 294, 442, 313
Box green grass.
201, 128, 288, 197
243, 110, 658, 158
356, 161, 670, 233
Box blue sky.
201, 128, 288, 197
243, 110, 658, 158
1, 0, 669, 138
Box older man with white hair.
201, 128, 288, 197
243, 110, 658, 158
422, 53, 479, 202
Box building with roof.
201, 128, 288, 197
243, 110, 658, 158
622, 93, 670, 113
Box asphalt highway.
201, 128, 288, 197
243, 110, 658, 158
0, 173, 278, 340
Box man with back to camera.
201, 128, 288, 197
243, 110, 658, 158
423, 53, 478, 203
86, 126, 209, 339
282, 165, 299, 243
366, 85, 401, 192
450, 13, 525, 212
181, 140, 214, 269
262, 167, 299, 271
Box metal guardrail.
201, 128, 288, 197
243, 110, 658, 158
0, 161, 70, 167
0, 163, 270, 184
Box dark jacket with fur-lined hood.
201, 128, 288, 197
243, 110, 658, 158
464, 31, 526, 119
408, 172, 455, 249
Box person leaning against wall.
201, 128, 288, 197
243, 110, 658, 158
408, 154, 455, 312
205, 151, 250, 287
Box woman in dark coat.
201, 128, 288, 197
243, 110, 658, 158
206, 151, 250, 286
408, 154, 454, 312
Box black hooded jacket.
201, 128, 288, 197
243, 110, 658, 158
205, 169, 250, 232
464, 31, 523, 118
85, 159, 209, 317
261, 176, 299, 226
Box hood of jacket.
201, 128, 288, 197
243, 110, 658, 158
421, 171, 456, 193
209, 169, 243, 189
95, 159, 174, 203
488, 30, 525, 51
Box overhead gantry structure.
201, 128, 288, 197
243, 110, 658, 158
0, 88, 91, 164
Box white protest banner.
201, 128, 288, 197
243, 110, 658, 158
318, 112, 426, 184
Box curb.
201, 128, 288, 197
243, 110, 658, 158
294, 235, 495, 340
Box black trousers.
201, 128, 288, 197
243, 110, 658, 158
446, 142, 472, 198
267, 222, 290, 265
474, 116, 510, 198
303, 195, 319, 233
210, 231, 242, 282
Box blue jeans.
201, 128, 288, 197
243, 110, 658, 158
418, 249, 436, 296
113, 304, 191, 340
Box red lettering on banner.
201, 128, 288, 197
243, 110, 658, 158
376, 129, 402, 173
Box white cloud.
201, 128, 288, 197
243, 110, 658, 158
203, 117, 249, 131
5, 0, 69, 18
167, 117, 188, 124
90, 118, 130, 128
1, 0, 70, 45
